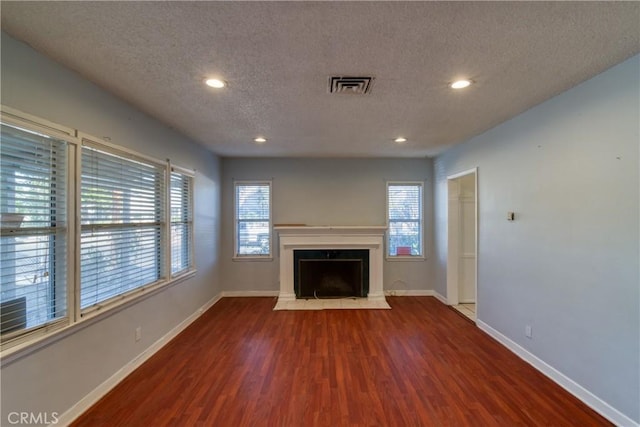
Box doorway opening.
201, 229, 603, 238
447, 168, 478, 322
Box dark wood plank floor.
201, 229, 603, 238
73, 297, 611, 426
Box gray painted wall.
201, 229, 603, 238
220, 158, 434, 293
434, 55, 639, 422
2, 27, 637, 425
1, 34, 222, 422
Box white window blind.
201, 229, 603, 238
387, 182, 423, 256
80, 143, 165, 310
170, 170, 193, 276
235, 182, 271, 256
1, 123, 68, 338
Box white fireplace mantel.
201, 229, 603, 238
275, 225, 387, 303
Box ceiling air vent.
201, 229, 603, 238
329, 76, 374, 94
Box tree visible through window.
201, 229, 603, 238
387, 182, 423, 257
235, 182, 271, 256
80, 143, 165, 309
0, 123, 68, 335
1, 109, 197, 349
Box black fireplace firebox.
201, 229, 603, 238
294, 249, 369, 298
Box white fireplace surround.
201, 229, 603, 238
275, 226, 388, 304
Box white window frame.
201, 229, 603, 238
169, 165, 196, 278
78, 134, 169, 318
233, 180, 272, 260
386, 181, 425, 260
0, 106, 197, 357
0, 106, 78, 349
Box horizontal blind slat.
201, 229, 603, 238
170, 172, 193, 275
80, 145, 164, 309
387, 183, 422, 256
1, 123, 68, 336
235, 183, 270, 256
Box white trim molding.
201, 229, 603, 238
221, 291, 279, 297
384, 289, 435, 297
477, 320, 639, 427
433, 291, 448, 305
446, 167, 478, 310
382, 291, 448, 305
56, 293, 223, 426
274, 226, 388, 303
233, 180, 273, 259
386, 181, 425, 258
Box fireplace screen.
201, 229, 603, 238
294, 250, 369, 298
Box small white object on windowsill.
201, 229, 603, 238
1, 213, 24, 228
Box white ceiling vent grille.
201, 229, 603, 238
329, 76, 374, 94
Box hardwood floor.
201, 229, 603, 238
73, 297, 611, 426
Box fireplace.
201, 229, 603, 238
274, 226, 387, 304
294, 249, 369, 298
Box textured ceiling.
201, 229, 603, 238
1, 2, 639, 158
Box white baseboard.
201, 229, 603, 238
384, 289, 434, 296
477, 320, 638, 427
221, 290, 279, 297
433, 291, 448, 305
55, 293, 223, 427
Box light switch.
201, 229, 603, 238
507, 212, 515, 221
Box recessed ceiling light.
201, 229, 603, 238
254, 137, 267, 144
205, 78, 226, 88
450, 79, 472, 89
394, 137, 407, 143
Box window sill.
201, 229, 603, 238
79, 270, 196, 320
0, 269, 197, 365
386, 256, 426, 262
232, 256, 273, 262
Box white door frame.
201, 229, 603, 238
446, 168, 478, 315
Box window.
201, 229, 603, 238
235, 182, 271, 257
80, 140, 166, 311
1, 107, 198, 351
387, 182, 423, 257
1, 123, 69, 339
170, 169, 194, 276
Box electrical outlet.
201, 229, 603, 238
135, 326, 142, 342
525, 325, 532, 339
